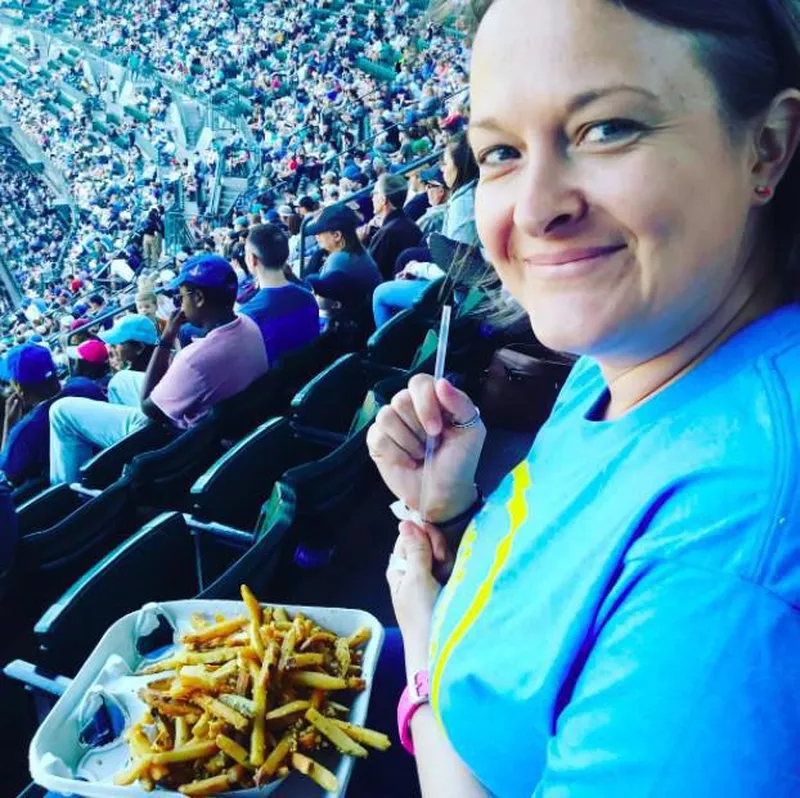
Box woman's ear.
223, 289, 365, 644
751, 88, 800, 197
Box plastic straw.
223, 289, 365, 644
418, 304, 452, 522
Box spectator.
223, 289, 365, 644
306, 205, 382, 321
49, 255, 269, 484
0, 344, 104, 486
135, 275, 168, 334
66, 339, 111, 387
366, 173, 423, 281
238, 224, 320, 363
100, 315, 159, 407
140, 206, 164, 268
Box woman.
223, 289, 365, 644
365, 0, 800, 796
374, 136, 480, 326
305, 204, 382, 325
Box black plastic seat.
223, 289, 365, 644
189, 417, 336, 530
11, 476, 49, 508
17, 484, 86, 538
79, 421, 178, 490
366, 307, 433, 370
33, 512, 199, 675
289, 353, 405, 436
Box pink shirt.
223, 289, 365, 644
150, 314, 269, 428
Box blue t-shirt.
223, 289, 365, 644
238, 284, 319, 364
0, 378, 106, 485
430, 304, 800, 797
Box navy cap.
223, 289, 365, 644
343, 165, 362, 181
305, 204, 361, 235
6, 344, 56, 386
421, 166, 446, 186
170, 254, 238, 297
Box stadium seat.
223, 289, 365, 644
11, 477, 49, 508
33, 512, 198, 675
367, 307, 434, 369
189, 417, 336, 531
289, 353, 405, 437
17, 484, 85, 537
79, 421, 178, 490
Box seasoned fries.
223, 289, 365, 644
115, 585, 388, 794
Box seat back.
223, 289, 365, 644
80, 422, 178, 490
126, 418, 223, 510
17, 477, 136, 571
276, 331, 340, 399
201, 484, 297, 600
11, 477, 49, 508
17, 484, 85, 537
34, 513, 195, 675
366, 307, 431, 370
211, 368, 286, 442
189, 417, 335, 530
290, 353, 404, 435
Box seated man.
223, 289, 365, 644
238, 223, 319, 363
366, 174, 423, 281
49, 255, 270, 484
0, 343, 104, 486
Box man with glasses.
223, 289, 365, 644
49, 255, 269, 484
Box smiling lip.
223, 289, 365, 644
523, 244, 627, 267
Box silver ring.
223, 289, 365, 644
450, 408, 481, 430
388, 553, 408, 574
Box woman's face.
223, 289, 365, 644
442, 148, 458, 190
316, 230, 343, 252
470, 0, 764, 364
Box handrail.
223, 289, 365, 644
297, 147, 443, 274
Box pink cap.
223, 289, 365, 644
67, 339, 109, 364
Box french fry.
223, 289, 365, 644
194, 695, 250, 731
335, 637, 351, 677
141, 647, 239, 674
218, 692, 255, 718
241, 584, 265, 660
182, 616, 247, 644
265, 699, 310, 721
174, 717, 189, 749
291, 752, 339, 792
216, 734, 253, 769
273, 606, 289, 624
290, 671, 365, 691
285, 652, 325, 670
149, 763, 170, 782
305, 707, 368, 757
331, 718, 392, 751
113, 757, 152, 786
250, 647, 272, 766
258, 732, 294, 779
138, 688, 198, 717
347, 626, 371, 649
128, 724, 152, 758
300, 631, 337, 650
150, 739, 218, 765
191, 712, 210, 740
178, 773, 231, 796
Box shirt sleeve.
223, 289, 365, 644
148, 351, 208, 426
532, 559, 800, 798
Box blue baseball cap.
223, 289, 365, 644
169, 254, 238, 297
305, 204, 361, 235
5, 344, 56, 386
420, 166, 446, 186
100, 314, 159, 346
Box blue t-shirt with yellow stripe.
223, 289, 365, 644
429, 304, 800, 798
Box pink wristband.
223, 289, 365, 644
397, 670, 430, 755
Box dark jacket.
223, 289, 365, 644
368, 209, 423, 281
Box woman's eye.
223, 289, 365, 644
477, 145, 520, 167
577, 119, 646, 146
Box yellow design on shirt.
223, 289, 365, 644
430, 460, 532, 720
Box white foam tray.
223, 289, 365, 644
29, 600, 385, 797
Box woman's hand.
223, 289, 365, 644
367, 375, 486, 523
387, 521, 452, 657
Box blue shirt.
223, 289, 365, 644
238, 284, 319, 364
430, 304, 800, 797
0, 378, 106, 485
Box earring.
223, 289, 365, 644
755, 185, 773, 199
